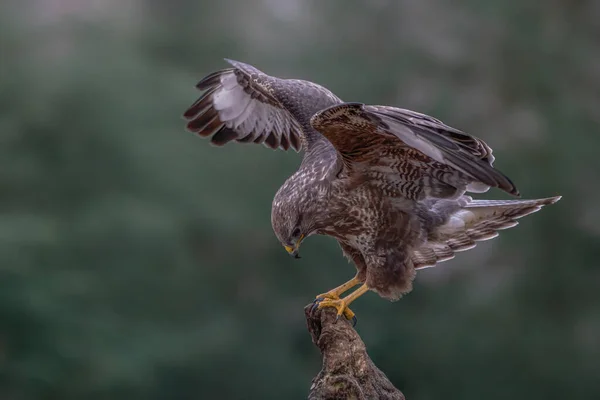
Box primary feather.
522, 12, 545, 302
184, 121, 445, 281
183, 60, 306, 151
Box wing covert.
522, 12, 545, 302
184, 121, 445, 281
310, 102, 519, 200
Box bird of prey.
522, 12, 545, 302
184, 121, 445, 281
182, 59, 561, 323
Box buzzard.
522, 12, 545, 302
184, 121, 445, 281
183, 59, 561, 324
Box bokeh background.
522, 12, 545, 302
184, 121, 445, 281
2, 0, 599, 399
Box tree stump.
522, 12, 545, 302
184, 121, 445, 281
305, 304, 405, 400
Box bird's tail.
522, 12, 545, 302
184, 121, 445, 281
412, 196, 562, 269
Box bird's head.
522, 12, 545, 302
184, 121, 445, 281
271, 175, 331, 258
271, 199, 312, 259
271, 168, 333, 258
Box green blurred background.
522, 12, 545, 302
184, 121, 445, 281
1, 0, 599, 399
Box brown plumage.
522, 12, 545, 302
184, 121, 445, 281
182, 59, 561, 320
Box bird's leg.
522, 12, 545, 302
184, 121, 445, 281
314, 276, 362, 301
315, 284, 370, 324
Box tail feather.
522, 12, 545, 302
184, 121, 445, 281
412, 195, 561, 269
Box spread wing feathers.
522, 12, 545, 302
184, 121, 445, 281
412, 196, 561, 269
183, 59, 303, 151
311, 102, 519, 200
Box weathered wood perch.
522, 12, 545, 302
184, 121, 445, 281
305, 304, 405, 400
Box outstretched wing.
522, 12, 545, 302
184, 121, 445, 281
310, 102, 519, 200
183, 59, 304, 151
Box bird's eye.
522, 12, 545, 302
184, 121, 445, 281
291, 227, 301, 239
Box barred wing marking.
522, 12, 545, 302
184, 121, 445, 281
183, 59, 304, 151
311, 102, 519, 200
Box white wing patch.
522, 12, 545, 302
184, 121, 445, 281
184, 68, 304, 151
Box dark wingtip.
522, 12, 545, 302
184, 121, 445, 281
493, 168, 520, 197
264, 132, 280, 149
289, 132, 301, 152
210, 127, 239, 146
195, 69, 227, 90
181, 108, 196, 121
508, 182, 521, 198
280, 133, 290, 150
182, 89, 215, 120
506, 182, 521, 197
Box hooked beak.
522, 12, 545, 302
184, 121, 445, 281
284, 234, 304, 259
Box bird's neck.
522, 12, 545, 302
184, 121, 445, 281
300, 137, 339, 180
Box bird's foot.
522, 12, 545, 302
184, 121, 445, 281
314, 290, 340, 301
310, 281, 368, 327
312, 297, 357, 326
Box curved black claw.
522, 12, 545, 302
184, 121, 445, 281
310, 297, 324, 314
333, 313, 358, 327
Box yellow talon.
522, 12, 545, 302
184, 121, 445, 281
316, 298, 356, 321
315, 291, 340, 301
314, 283, 370, 324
